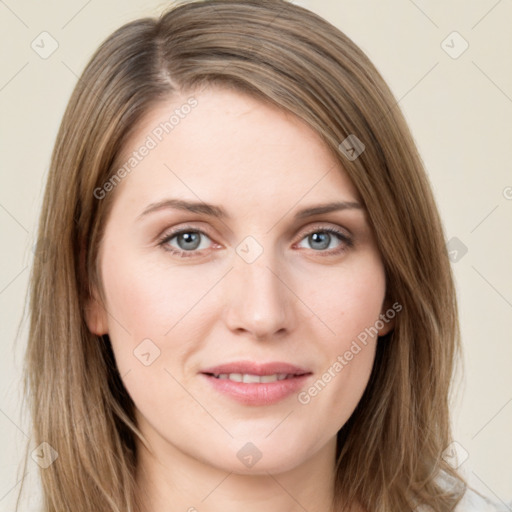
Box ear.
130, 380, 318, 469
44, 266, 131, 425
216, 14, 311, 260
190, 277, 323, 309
377, 299, 399, 337
84, 287, 109, 336
80, 237, 108, 336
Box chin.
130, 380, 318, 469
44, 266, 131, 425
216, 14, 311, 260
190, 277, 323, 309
205, 430, 323, 475
216, 451, 308, 476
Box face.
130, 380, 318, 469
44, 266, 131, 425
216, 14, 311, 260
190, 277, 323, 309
86, 86, 392, 475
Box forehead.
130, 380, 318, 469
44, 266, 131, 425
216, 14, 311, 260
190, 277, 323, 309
111, 86, 360, 212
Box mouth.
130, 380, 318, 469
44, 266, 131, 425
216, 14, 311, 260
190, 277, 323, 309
200, 361, 312, 406
204, 372, 302, 383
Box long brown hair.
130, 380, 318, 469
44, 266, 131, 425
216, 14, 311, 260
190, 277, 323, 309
22, 0, 465, 510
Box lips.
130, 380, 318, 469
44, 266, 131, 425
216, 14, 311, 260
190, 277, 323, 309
201, 361, 310, 377
200, 361, 312, 406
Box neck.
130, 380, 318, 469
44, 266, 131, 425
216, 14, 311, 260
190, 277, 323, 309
135, 434, 340, 512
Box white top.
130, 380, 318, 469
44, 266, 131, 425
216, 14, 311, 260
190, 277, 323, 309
454, 487, 512, 511
414, 470, 512, 511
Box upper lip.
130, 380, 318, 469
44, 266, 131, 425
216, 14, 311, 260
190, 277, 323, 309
201, 361, 311, 376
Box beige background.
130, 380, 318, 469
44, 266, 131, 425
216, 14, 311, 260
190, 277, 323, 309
1, 0, 511, 509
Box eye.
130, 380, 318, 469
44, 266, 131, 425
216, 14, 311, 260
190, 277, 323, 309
296, 227, 353, 255
158, 227, 213, 257
157, 225, 353, 258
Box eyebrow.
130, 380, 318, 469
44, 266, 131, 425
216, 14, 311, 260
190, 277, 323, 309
137, 198, 363, 221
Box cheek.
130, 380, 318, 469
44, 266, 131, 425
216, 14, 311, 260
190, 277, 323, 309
296, 256, 385, 418
100, 246, 220, 340
98, 245, 225, 400
308, 253, 387, 345
98, 252, 202, 419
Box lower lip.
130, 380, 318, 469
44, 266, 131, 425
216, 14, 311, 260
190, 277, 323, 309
201, 374, 311, 406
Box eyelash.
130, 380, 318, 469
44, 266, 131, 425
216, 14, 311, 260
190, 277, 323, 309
157, 225, 353, 258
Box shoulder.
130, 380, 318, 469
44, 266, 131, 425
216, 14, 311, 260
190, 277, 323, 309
453, 485, 511, 511
432, 470, 511, 512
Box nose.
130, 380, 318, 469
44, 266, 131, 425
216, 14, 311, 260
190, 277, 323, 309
223, 250, 296, 340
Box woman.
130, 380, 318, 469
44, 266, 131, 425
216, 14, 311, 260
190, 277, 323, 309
21, 0, 507, 511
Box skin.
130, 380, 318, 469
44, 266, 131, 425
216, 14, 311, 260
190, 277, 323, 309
86, 86, 393, 512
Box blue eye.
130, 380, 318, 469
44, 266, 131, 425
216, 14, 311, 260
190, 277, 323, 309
159, 228, 212, 257
158, 225, 353, 258
297, 228, 353, 254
